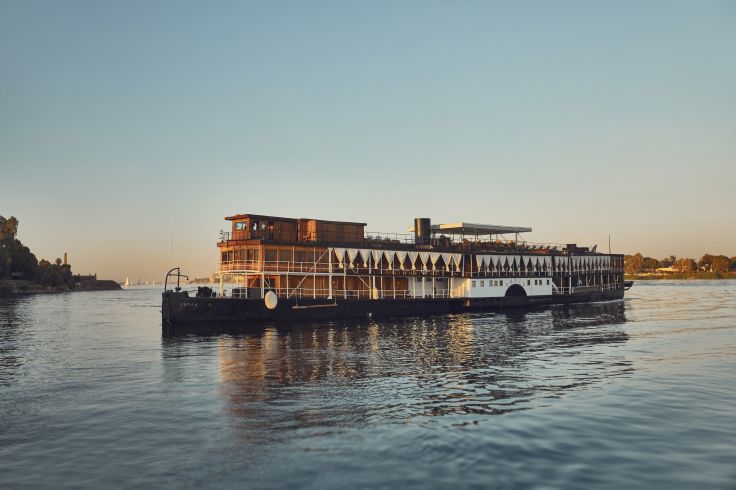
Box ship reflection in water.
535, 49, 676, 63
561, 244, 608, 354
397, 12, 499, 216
164, 302, 630, 433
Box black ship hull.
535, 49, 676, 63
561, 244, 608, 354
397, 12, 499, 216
162, 288, 625, 333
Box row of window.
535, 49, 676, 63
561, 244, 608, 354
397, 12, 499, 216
234, 221, 268, 231
221, 249, 260, 263
472, 279, 550, 288
222, 249, 326, 263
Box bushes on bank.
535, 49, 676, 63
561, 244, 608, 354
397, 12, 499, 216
0, 216, 74, 288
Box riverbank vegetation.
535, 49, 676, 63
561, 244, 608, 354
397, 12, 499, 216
624, 252, 736, 280
0, 216, 119, 292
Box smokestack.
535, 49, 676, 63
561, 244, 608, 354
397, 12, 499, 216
414, 218, 431, 245
63, 253, 68, 266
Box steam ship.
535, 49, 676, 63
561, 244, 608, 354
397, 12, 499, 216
162, 214, 628, 331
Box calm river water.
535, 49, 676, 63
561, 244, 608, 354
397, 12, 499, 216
1, 281, 734, 489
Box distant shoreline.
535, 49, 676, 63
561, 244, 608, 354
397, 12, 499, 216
0, 279, 122, 295
625, 272, 736, 281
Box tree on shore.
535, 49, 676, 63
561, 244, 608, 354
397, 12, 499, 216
0, 216, 19, 241
0, 216, 74, 287
642, 257, 658, 271
624, 253, 644, 274
0, 216, 38, 280
36, 258, 73, 287
673, 258, 697, 272
698, 254, 731, 273
659, 255, 677, 267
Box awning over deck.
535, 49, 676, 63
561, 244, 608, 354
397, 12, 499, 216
408, 222, 532, 235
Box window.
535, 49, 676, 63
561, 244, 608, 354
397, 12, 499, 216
472, 281, 476, 288
547, 279, 550, 285
294, 251, 306, 264
265, 249, 277, 262
235, 222, 246, 230
480, 280, 485, 287
247, 248, 259, 262
527, 280, 531, 286
252, 221, 259, 231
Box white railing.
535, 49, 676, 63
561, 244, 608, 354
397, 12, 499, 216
218, 260, 332, 273
223, 286, 454, 300
217, 260, 466, 277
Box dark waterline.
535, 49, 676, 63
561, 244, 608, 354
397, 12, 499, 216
1, 281, 734, 489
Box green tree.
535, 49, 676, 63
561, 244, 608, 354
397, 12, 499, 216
625, 253, 644, 274
711, 255, 730, 273
698, 254, 715, 271
0, 215, 72, 286
674, 258, 696, 272
0, 217, 38, 280
642, 257, 659, 271
0, 216, 19, 241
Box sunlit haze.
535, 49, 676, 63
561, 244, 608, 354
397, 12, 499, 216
2, 0, 735, 282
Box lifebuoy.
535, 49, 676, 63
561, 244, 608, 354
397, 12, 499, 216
264, 291, 278, 310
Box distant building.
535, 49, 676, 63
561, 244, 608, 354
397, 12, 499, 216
656, 267, 677, 273
74, 274, 97, 283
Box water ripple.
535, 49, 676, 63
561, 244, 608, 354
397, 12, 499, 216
0, 282, 735, 488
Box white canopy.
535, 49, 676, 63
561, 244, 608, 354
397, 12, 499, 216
346, 249, 360, 268
396, 251, 408, 270
441, 252, 452, 271
359, 249, 370, 267
419, 252, 430, 270
333, 248, 347, 267
383, 250, 395, 269
407, 251, 418, 270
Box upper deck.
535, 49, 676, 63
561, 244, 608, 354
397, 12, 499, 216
218, 213, 591, 256
223, 213, 367, 243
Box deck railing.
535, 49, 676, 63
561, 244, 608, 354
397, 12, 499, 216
217, 259, 622, 277
219, 229, 578, 254
224, 286, 452, 300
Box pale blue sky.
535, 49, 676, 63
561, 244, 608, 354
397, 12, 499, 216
2, 0, 735, 280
